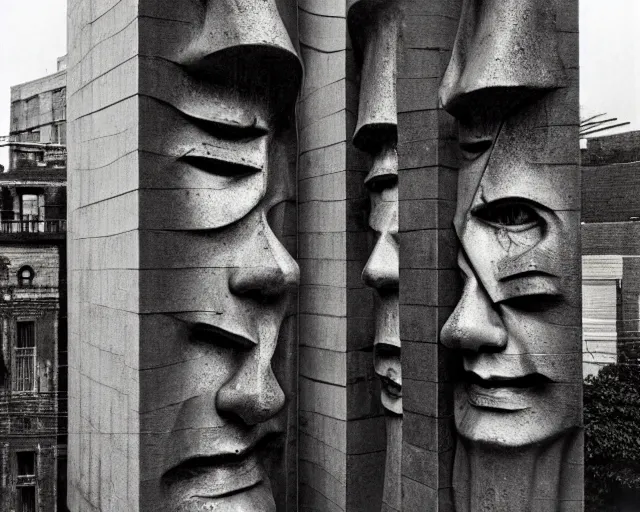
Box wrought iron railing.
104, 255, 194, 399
0, 219, 66, 234
13, 347, 36, 393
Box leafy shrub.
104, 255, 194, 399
584, 363, 640, 511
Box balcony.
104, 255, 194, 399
0, 218, 66, 234
0, 213, 66, 241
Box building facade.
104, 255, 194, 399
0, 60, 67, 512
7, 56, 67, 173
582, 131, 640, 375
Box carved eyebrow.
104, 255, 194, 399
179, 137, 267, 175
182, 110, 269, 140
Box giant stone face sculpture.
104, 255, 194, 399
439, 0, 582, 509
348, 1, 402, 510
138, 1, 302, 510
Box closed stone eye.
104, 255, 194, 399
459, 139, 492, 159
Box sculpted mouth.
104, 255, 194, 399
465, 371, 550, 389
163, 432, 281, 500
463, 372, 551, 412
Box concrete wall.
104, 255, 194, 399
582, 161, 640, 223
65, 0, 583, 510
67, 0, 140, 509
397, 2, 461, 509
296, 3, 386, 511
583, 222, 640, 255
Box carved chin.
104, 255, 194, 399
166, 475, 276, 512
453, 382, 579, 449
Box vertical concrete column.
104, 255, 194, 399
67, 0, 141, 510
397, 1, 462, 510
297, 1, 387, 510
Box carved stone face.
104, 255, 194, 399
136, 1, 301, 510
349, 1, 402, 509
363, 172, 401, 415
350, 0, 402, 419
439, 0, 581, 449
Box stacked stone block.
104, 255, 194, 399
297, 2, 387, 511
396, 2, 460, 510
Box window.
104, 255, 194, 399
20, 195, 41, 231
17, 452, 36, 477
17, 266, 35, 286
13, 321, 36, 392
52, 122, 66, 145
11, 101, 22, 130
25, 96, 39, 129
52, 88, 66, 121
21, 195, 39, 218
17, 321, 35, 348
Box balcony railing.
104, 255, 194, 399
0, 218, 66, 234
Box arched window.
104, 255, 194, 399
17, 266, 35, 286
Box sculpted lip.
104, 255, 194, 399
170, 453, 265, 500
164, 433, 281, 501
464, 371, 550, 411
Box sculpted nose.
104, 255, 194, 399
441, 277, 507, 353
229, 217, 300, 299
216, 351, 286, 425
362, 233, 399, 290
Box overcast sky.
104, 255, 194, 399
0, 0, 67, 170
0, 0, 639, 169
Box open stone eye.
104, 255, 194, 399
472, 201, 542, 231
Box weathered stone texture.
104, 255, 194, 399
67, 0, 140, 511
297, 2, 386, 511
438, 0, 582, 508
397, 2, 461, 511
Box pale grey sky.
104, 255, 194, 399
0, 0, 67, 170
580, 0, 640, 136
0, 0, 638, 169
